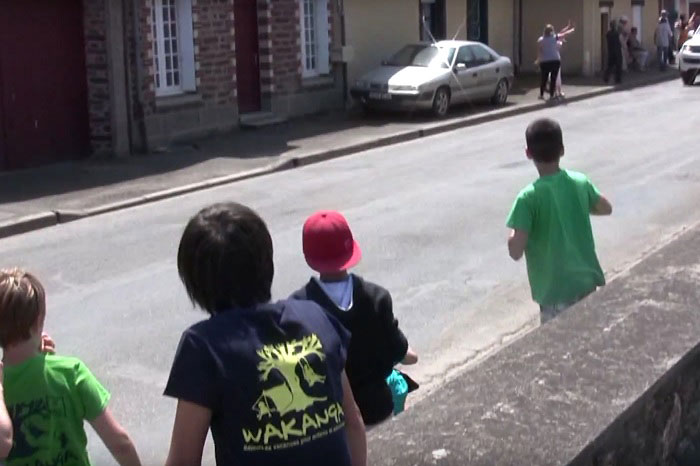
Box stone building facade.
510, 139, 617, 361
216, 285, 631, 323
0, 0, 344, 169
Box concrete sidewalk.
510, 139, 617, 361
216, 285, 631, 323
0, 69, 677, 238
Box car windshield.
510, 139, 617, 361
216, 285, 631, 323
386, 45, 456, 68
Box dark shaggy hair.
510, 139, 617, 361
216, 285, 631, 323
526, 118, 564, 163
177, 202, 274, 314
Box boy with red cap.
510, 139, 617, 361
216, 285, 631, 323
291, 211, 418, 426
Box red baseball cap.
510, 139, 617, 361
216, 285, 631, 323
303, 211, 362, 274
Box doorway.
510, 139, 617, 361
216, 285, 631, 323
0, 0, 90, 170
467, 0, 488, 44
234, 0, 261, 114
420, 0, 446, 41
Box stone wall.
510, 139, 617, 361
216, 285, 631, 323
572, 328, 700, 465
367, 226, 700, 465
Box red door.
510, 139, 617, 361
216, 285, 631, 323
234, 0, 262, 113
0, 0, 89, 170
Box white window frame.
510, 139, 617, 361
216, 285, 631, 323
299, 0, 330, 78
152, 0, 196, 97
632, 4, 643, 41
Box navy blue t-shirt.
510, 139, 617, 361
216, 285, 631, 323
164, 299, 352, 466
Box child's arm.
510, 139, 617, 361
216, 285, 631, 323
164, 400, 211, 466
341, 371, 367, 466
508, 229, 529, 261
89, 409, 141, 466
0, 363, 13, 459
402, 347, 419, 365
591, 194, 613, 216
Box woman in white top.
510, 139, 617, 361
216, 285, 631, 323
537, 22, 575, 100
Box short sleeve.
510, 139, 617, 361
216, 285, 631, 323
585, 177, 602, 209
506, 192, 533, 232
74, 361, 111, 421
164, 330, 219, 410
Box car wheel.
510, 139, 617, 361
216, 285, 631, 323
491, 79, 509, 105
432, 87, 450, 118
681, 71, 696, 85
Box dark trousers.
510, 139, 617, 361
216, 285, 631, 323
604, 54, 622, 84
539, 60, 560, 98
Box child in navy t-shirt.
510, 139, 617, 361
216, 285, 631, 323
164, 202, 367, 466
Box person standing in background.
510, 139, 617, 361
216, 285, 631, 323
654, 13, 673, 71
604, 20, 623, 84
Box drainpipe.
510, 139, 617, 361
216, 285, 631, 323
121, 0, 134, 154
338, 0, 348, 107
517, 0, 523, 74
131, 0, 149, 152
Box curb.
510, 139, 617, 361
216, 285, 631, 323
2, 73, 676, 238
0, 212, 58, 239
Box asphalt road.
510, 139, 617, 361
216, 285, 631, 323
0, 80, 699, 464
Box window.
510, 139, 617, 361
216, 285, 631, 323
632, 4, 643, 40
456, 46, 476, 67
469, 45, 493, 65
152, 0, 196, 96
299, 0, 330, 77
387, 45, 455, 68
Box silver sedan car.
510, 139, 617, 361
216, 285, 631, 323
351, 40, 514, 117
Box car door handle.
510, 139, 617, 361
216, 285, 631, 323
472, 72, 478, 77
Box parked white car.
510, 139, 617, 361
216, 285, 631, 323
679, 30, 700, 85
350, 41, 514, 117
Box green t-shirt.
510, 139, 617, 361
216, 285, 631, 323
3, 354, 110, 466
506, 170, 605, 306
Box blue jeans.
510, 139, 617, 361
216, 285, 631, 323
657, 46, 668, 70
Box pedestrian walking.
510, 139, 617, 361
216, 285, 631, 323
0, 268, 142, 466
291, 211, 419, 427
536, 23, 576, 100
655, 14, 674, 70
536, 25, 561, 100
604, 20, 623, 84
164, 202, 367, 466
506, 118, 613, 324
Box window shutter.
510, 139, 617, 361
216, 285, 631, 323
178, 0, 196, 91
317, 0, 330, 75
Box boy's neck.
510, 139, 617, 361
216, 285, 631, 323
319, 271, 350, 282
535, 162, 562, 177
3, 338, 40, 366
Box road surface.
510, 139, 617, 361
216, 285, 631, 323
0, 80, 699, 464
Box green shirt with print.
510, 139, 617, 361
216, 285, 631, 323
3, 354, 110, 466
507, 169, 605, 307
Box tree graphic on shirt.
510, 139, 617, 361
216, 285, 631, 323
254, 334, 328, 418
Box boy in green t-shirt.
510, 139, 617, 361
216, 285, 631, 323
0, 268, 141, 465
506, 118, 613, 323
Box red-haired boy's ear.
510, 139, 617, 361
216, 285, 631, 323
525, 147, 534, 160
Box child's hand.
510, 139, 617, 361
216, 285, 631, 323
40, 333, 56, 354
